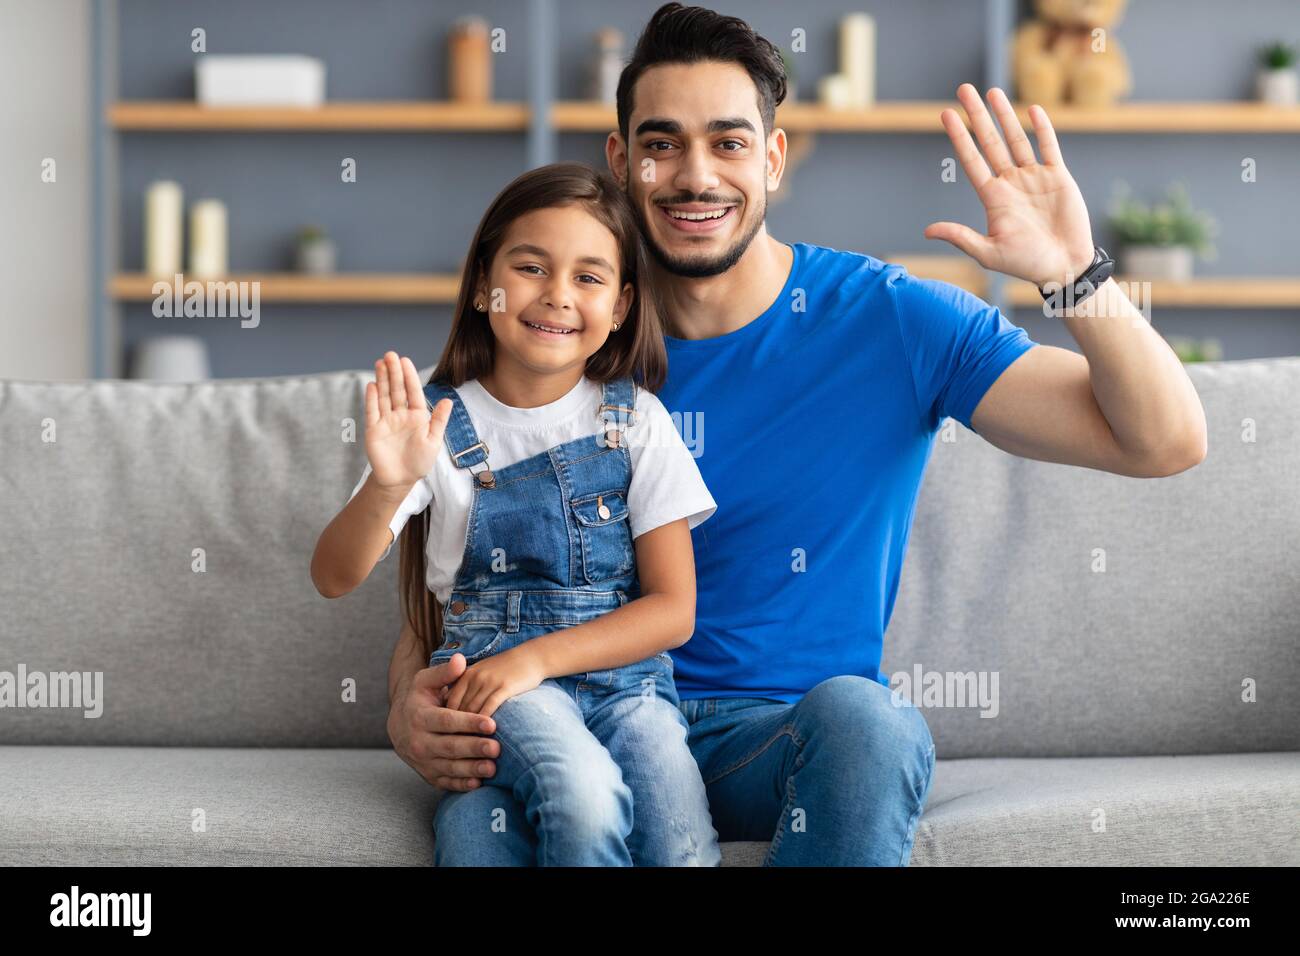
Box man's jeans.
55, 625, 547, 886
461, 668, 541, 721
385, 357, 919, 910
433, 674, 936, 866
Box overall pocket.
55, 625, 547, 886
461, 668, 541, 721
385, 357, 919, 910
569, 489, 635, 584
429, 622, 506, 667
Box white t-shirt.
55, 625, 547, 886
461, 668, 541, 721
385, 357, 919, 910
348, 374, 717, 604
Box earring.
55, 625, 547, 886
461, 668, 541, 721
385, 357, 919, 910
612, 322, 621, 331
474, 298, 485, 312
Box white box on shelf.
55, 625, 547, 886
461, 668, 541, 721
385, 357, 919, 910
195, 55, 326, 107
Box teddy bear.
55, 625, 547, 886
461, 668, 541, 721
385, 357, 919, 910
1011, 0, 1133, 108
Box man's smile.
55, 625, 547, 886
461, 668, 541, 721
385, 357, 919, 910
658, 202, 738, 234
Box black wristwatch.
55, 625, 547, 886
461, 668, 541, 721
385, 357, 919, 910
1037, 245, 1115, 307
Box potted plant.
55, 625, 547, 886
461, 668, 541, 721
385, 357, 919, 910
779, 48, 798, 103
1164, 334, 1223, 364
1107, 182, 1218, 281
295, 224, 336, 274
1256, 41, 1297, 107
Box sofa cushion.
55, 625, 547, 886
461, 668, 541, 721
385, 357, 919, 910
911, 750, 1300, 865
2, 746, 1294, 865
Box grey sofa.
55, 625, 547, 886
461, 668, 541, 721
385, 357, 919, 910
2, 358, 1297, 866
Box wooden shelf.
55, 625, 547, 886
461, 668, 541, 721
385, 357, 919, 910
109, 271, 1300, 308
552, 100, 1300, 134
890, 257, 1300, 308
1005, 277, 1300, 309
108, 101, 529, 131
551, 100, 968, 132
1006, 101, 1300, 133
110, 273, 462, 303
108, 99, 1300, 134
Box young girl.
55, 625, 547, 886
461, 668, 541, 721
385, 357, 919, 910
311, 162, 722, 866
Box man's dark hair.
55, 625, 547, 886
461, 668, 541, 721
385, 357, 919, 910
616, 2, 787, 143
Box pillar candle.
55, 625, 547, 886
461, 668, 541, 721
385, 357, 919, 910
189, 199, 228, 278
840, 13, 876, 108
144, 180, 183, 278
818, 73, 855, 110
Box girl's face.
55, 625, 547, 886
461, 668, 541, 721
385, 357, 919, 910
476, 205, 634, 381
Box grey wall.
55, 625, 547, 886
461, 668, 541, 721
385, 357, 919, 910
106, 0, 1300, 378
0, 0, 92, 380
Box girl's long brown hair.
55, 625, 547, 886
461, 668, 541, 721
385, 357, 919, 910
399, 161, 668, 665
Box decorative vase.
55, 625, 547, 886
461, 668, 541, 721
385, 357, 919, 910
1256, 67, 1298, 106
1122, 244, 1195, 281
129, 335, 211, 381
448, 16, 491, 103
589, 27, 624, 104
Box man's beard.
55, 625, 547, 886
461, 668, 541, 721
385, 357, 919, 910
638, 190, 767, 279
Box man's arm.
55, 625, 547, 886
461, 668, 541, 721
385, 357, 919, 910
924, 84, 1207, 478
970, 283, 1207, 478
387, 618, 426, 709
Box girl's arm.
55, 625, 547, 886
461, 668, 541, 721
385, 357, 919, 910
522, 516, 697, 677
310, 472, 414, 598
310, 351, 450, 598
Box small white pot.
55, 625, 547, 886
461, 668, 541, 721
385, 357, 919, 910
1122, 244, 1195, 281
1256, 67, 1298, 106
296, 238, 336, 274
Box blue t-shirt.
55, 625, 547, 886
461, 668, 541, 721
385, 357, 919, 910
658, 241, 1037, 704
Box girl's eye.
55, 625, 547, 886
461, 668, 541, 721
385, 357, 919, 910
518, 264, 601, 285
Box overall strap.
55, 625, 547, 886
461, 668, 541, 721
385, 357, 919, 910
423, 381, 491, 476
597, 376, 638, 448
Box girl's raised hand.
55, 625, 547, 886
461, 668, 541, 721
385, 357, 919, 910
364, 351, 452, 491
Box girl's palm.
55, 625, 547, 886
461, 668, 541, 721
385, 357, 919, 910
365, 352, 452, 490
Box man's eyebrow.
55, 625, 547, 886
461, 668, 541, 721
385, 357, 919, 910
504, 243, 615, 273
633, 117, 758, 137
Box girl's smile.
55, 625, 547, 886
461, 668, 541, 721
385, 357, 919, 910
520, 315, 580, 338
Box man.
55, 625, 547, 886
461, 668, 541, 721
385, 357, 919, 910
387, 3, 1207, 865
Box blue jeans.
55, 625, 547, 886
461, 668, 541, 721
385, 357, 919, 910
463, 646, 721, 866
434, 673, 936, 866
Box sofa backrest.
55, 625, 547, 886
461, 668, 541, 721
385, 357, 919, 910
1, 369, 402, 748
882, 356, 1300, 757
1, 358, 1296, 756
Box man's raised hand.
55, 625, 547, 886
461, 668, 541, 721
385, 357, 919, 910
924, 84, 1096, 290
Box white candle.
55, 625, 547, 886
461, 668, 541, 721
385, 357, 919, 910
818, 73, 855, 110
189, 199, 228, 278
144, 180, 183, 278
840, 13, 876, 108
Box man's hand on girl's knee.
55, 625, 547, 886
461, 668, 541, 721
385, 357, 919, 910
388, 655, 502, 791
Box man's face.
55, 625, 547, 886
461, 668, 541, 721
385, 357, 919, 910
611, 61, 781, 279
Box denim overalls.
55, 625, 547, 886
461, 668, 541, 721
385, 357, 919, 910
424, 375, 721, 867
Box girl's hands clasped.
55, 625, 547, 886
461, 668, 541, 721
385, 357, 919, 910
365, 351, 452, 491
